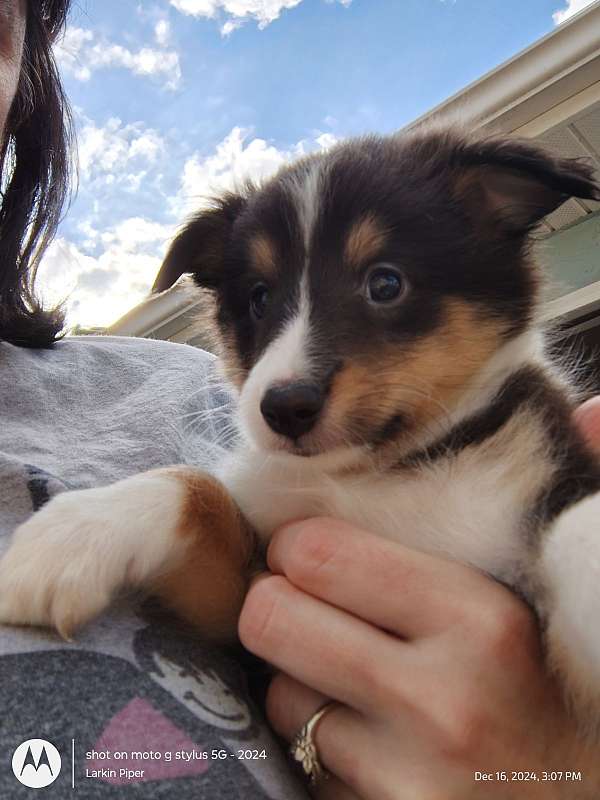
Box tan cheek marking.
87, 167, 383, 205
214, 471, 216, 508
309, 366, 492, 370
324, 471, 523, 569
397, 299, 506, 424
218, 330, 247, 390
344, 214, 388, 268
150, 468, 259, 642
328, 299, 507, 438
187, 289, 248, 389
249, 234, 277, 277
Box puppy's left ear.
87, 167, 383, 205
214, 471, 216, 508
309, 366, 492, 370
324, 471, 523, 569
456, 137, 600, 233
153, 192, 247, 293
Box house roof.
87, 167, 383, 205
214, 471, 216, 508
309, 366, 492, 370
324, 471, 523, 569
408, 0, 600, 136
408, 0, 600, 235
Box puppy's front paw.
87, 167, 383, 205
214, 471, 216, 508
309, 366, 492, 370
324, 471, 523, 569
0, 470, 191, 639
0, 490, 118, 639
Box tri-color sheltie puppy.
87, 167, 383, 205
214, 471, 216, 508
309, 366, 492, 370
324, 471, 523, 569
1, 128, 600, 731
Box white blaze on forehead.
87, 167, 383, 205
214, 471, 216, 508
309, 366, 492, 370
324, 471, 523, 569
290, 162, 322, 252
238, 274, 312, 447
239, 160, 321, 449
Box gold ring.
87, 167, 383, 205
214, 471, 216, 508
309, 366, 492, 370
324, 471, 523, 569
289, 701, 337, 784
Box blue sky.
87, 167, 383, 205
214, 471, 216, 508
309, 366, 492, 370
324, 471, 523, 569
38, 0, 596, 328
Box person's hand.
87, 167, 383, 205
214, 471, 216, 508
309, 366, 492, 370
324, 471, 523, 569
241, 521, 593, 799
239, 399, 600, 800
574, 396, 600, 456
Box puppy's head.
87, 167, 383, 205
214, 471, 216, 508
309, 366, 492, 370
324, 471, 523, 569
154, 129, 599, 460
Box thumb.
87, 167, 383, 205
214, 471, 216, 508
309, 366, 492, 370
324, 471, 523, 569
573, 396, 600, 457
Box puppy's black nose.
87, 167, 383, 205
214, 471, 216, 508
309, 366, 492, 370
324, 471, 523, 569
260, 383, 324, 439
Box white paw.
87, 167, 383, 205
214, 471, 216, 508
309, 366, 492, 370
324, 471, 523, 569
0, 470, 189, 639
0, 490, 121, 638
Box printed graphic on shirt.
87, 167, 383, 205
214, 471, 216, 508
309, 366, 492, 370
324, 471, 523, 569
88, 697, 210, 784
24, 464, 76, 512
0, 649, 275, 799
133, 624, 259, 740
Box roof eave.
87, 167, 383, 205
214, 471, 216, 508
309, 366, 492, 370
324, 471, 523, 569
406, 0, 600, 133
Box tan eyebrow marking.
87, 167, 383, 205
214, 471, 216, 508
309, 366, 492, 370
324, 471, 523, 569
249, 234, 277, 276
344, 214, 388, 268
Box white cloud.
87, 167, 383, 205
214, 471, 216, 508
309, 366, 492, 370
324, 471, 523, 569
54, 26, 181, 90
37, 218, 176, 329
155, 19, 172, 46
54, 27, 94, 78
173, 126, 337, 216
553, 0, 596, 24
170, 0, 301, 31
36, 114, 174, 328
76, 117, 165, 188
170, 0, 351, 32
221, 19, 244, 35
176, 127, 294, 212
100, 217, 174, 253
314, 132, 338, 150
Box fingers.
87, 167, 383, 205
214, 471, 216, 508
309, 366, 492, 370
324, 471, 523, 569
266, 672, 330, 741
267, 517, 505, 639
574, 396, 600, 455
266, 673, 445, 800
312, 776, 364, 800
266, 673, 370, 800
239, 574, 409, 715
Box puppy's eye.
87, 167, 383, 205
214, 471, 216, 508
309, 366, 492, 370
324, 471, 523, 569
250, 283, 269, 319
365, 266, 406, 305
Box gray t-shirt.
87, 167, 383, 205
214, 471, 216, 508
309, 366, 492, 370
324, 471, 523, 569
0, 335, 308, 800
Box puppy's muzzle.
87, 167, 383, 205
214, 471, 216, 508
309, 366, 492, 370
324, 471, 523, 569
260, 382, 325, 440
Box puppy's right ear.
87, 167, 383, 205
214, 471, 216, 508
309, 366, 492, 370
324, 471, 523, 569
152, 192, 246, 293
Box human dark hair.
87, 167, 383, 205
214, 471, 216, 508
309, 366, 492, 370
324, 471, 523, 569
0, 0, 73, 348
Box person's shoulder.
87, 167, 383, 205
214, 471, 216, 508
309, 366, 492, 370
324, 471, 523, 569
63, 335, 216, 368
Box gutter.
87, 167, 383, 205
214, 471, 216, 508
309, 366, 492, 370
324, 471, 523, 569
108, 282, 202, 338
407, 0, 600, 133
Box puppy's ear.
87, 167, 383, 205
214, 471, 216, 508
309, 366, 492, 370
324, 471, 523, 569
455, 137, 600, 233
152, 192, 246, 293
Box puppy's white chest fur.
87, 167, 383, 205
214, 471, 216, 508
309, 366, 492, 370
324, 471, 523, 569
221, 424, 544, 584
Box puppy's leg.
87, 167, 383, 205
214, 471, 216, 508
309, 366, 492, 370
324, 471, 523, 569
149, 468, 259, 642
540, 491, 600, 734
0, 467, 256, 640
